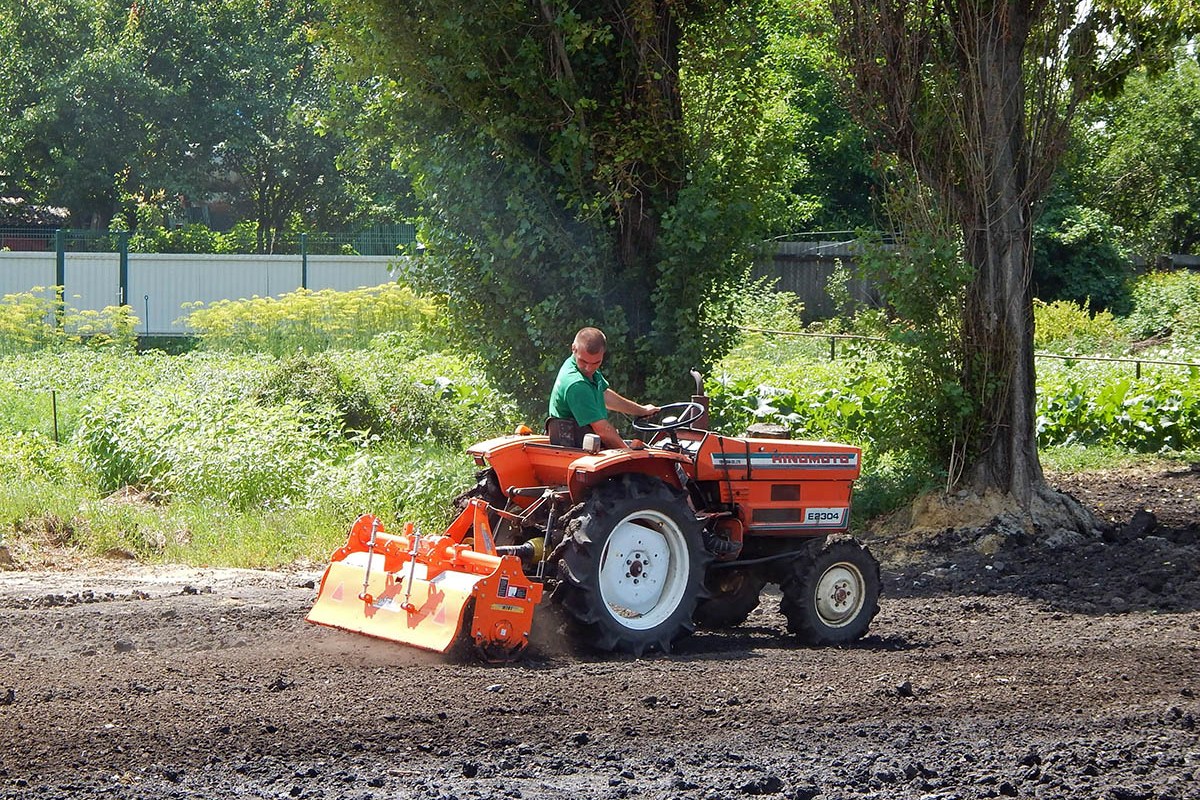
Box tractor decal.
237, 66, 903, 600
802, 507, 848, 526
711, 453, 859, 470
747, 507, 848, 530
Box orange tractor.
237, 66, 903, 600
308, 373, 880, 660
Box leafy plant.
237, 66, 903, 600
1036, 364, 1200, 452
1120, 270, 1200, 343
254, 353, 383, 438
0, 289, 138, 353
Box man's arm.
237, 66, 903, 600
604, 388, 659, 418
588, 418, 629, 450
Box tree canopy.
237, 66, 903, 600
1074, 48, 1200, 259
0, 0, 409, 242
329, 0, 815, 396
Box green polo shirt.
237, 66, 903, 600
548, 355, 609, 426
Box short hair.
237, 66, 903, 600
573, 327, 607, 355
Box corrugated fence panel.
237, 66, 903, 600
130, 255, 201, 333
306, 256, 397, 292
0, 252, 404, 335
0, 252, 54, 294
65, 253, 120, 312
752, 240, 880, 322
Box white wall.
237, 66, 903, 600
0, 251, 401, 334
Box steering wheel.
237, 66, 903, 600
632, 401, 705, 434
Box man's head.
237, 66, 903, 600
571, 327, 606, 379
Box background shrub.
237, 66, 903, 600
1033, 299, 1125, 353
1032, 202, 1131, 313
1120, 270, 1200, 343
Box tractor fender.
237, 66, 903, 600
565, 449, 692, 501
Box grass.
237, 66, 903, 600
1039, 444, 1199, 473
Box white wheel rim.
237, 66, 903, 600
598, 510, 690, 631
814, 562, 866, 628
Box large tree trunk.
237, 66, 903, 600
609, 0, 687, 390
957, 5, 1044, 504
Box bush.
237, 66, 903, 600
0, 431, 77, 482
1032, 299, 1125, 352
340, 345, 522, 447
1120, 270, 1200, 343
254, 353, 383, 437
72, 364, 344, 509
1032, 203, 1131, 313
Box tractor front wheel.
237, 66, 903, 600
556, 476, 708, 655
780, 538, 880, 645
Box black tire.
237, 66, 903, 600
693, 568, 766, 629
779, 537, 880, 645
452, 468, 504, 512
556, 475, 709, 655
451, 468, 518, 545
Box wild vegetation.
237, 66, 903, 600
3, 2, 1200, 564
0, 273, 1197, 567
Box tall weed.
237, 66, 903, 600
183, 283, 445, 355
0, 289, 138, 353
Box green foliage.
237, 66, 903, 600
758, 0, 877, 232
308, 442, 478, 535
0, 431, 76, 483
1119, 270, 1200, 343
1032, 200, 1131, 313
1032, 299, 1125, 353
1074, 49, 1200, 258
129, 221, 226, 255
848, 204, 974, 478
341, 344, 522, 448
183, 283, 444, 356
1036, 365, 1200, 452
707, 361, 890, 444
0, 0, 408, 232
0, 341, 519, 564
72, 376, 342, 509
333, 0, 803, 398
254, 353, 383, 438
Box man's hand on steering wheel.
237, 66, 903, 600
632, 401, 705, 433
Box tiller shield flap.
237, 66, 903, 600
306, 501, 544, 660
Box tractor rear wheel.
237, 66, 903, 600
780, 537, 879, 645
556, 476, 708, 655
693, 568, 766, 629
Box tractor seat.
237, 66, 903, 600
545, 417, 590, 448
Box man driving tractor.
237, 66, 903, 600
547, 327, 659, 449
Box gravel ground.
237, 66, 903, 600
0, 465, 1197, 800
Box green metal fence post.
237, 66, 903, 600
54, 228, 66, 329
118, 231, 129, 306
300, 233, 308, 289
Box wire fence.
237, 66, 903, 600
0, 224, 417, 256
736, 325, 1200, 377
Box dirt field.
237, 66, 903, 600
1, 465, 1198, 800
